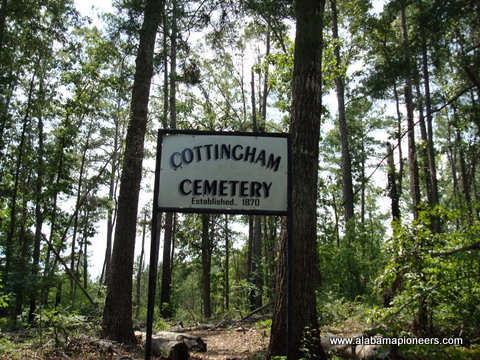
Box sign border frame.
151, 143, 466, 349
154, 129, 291, 216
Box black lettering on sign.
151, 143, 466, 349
178, 179, 273, 198
168, 142, 283, 172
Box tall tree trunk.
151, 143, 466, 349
4, 71, 35, 286
249, 216, 262, 310
161, 0, 169, 129
201, 215, 211, 319
330, 0, 354, 230
102, 0, 163, 344
224, 215, 230, 311
28, 101, 45, 323
14, 182, 30, 326
420, 30, 441, 232
268, 0, 327, 358
387, 142, 400, 221
41, 145, 64, 305
360, 136, 366, 224
248, 68, 262, 310
260, 28, 270, 132
401, 7, 421, 220
393, 82, 404, 196
102, 110, 122, 286
160, 0, 178, 318
415, 79, 433, 202
70, 124, 92, 299
83, 228, 88, 289
160, 213, 174, 317
136, 211, 147, 319
102, 159, 116, 285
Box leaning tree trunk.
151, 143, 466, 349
102, 0, 163, 344
268, 0, 327, 359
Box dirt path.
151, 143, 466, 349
189, 329, 269, 360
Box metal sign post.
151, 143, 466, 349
145, 130, 290, 360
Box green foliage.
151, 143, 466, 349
0, 337, 21, 359
317, 292, 372, 332
35, 308, 89, 348
376, 205, 480, 339
153, 315, 170, 331
400, 344, 480, 360
0, 283, 10, 309
254, 318, 272, 329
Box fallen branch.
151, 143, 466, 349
228, 301, 273, 329
209, 309, 234, 330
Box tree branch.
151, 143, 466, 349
431, 241, 480, 257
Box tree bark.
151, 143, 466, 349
160, 0, 178, 317
330, 0, 354, 230
401, 7, 421, 220
224, 215, 230, 311
268, 0, 327, 358
201, 214, 211, 319
135, 211, 147, 319
102, 0, 163, 344
5, 70, 35, 287
386, 142, 400, 221
28, 99, 45, 323
70, 123, 92, 299
160, 213, 174, 317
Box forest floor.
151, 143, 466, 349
189, 328, 269, 360
0, 326, 269, 360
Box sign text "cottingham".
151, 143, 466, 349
169, 143, 282, 172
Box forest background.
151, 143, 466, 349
0, 0, 479, 359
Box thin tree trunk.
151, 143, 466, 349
28, 101, 45, 323
102, 111, 121, 286
160, 213, 174, 317
387, 142, 400, 221
401, 7, 421, 220
5, 71, 35, 286
70, 124, 92, 299
160, 0, 178, 318
393, 82, 404, 195
161, 0, 169, 129
330, 0, 354, 229
415, 79, 432, 203
83, 228, 88, 289
102, 159, 116, 285
251, 67, 257, 131
136, 211, 147, 319
260, 28, 270, 132
250, 216, 262, 310
224, 215, 230, 311
420, 30, 441, 232
102, 0, 163, 344
201, 215, 211, 319
15, 182, 30, 326
249, 68, 262, 310
360, 136, 366, 224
